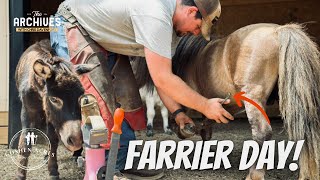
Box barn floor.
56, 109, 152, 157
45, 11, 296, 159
0, 118, 299, 180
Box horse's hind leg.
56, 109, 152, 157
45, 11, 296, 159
146, 96, 156, 137
245, 105, 271, 180
200, 118, 213, 141
242, 89, 272, 180
47, 123, 60, 179
160, 102, 172, 135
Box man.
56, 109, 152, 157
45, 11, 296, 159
50, 0, 234, 179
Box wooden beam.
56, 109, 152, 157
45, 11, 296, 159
221, 0, 298, 6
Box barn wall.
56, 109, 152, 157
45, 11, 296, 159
0, 0, 9, 112
24, 0, 320, 46
216, 0, 320, 44
25, 0, 63, 46
0, 0, 9, 144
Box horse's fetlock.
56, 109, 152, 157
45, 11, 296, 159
49, 175, 60, 180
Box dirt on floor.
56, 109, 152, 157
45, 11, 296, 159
0, 118, 299, 180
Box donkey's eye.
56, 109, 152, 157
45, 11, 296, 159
49, 97, 63, 108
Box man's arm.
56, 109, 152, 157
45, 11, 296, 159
144, 47, 234, 123
156, 87, 181, 113
156, 87, 194, 129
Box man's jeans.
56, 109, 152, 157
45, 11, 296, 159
50, 15, 136, 171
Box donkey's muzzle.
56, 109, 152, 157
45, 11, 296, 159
67, 135, 82, 148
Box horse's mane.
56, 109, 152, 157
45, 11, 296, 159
172, 35, 209, 78
35, 40, 82, 90
131, 35, 217, 93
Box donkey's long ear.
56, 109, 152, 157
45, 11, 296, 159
33, 59, 53, 79
74, 63, 100, 75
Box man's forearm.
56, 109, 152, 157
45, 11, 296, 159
156, 86, 195, 129
156, 87, 182, 113
156, 73, 207, 113
145, 47, 233, 123
145, 47, 207, 114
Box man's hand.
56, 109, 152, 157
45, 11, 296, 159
175, 112, 195, 129
144, 47, 234, 124
203, 98, 234, 124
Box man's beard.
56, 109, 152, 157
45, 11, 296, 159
174, 24, 186, 37
175, 31, 182, 37
175, 30, 187, 37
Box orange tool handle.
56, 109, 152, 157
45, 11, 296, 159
111, 108, 124, 135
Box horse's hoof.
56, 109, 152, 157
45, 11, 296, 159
180, 124, 196, 138
16, 175, 26, 180
146, 130, 154, 137
50, 175, 60, 180
164, 128, 173, 135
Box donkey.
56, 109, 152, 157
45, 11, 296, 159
133, 24, 320, 180
15, 39, 96, 179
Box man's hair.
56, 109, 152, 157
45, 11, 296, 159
181, 0, 202, 19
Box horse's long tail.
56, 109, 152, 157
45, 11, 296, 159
277, 24, 320, 179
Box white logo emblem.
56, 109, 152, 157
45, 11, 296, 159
7, 128, 52, 171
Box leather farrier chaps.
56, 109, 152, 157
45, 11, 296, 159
57, 5, 146, 148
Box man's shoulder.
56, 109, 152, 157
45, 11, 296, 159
130, 0, 176, 18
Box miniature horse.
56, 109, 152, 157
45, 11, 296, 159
135, 23, 320, 180
174, 23, 320, 180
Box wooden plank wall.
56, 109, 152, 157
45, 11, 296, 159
0, 112, 8, 144
26, 0, 63, 46
216, 0, 320, 44
0, 0, 9, 144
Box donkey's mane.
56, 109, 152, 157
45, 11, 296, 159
35, 39, 80, 90
37, 39, 73, 74
172, 35, 210, 78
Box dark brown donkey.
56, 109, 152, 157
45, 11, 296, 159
15, 39, 96, 179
